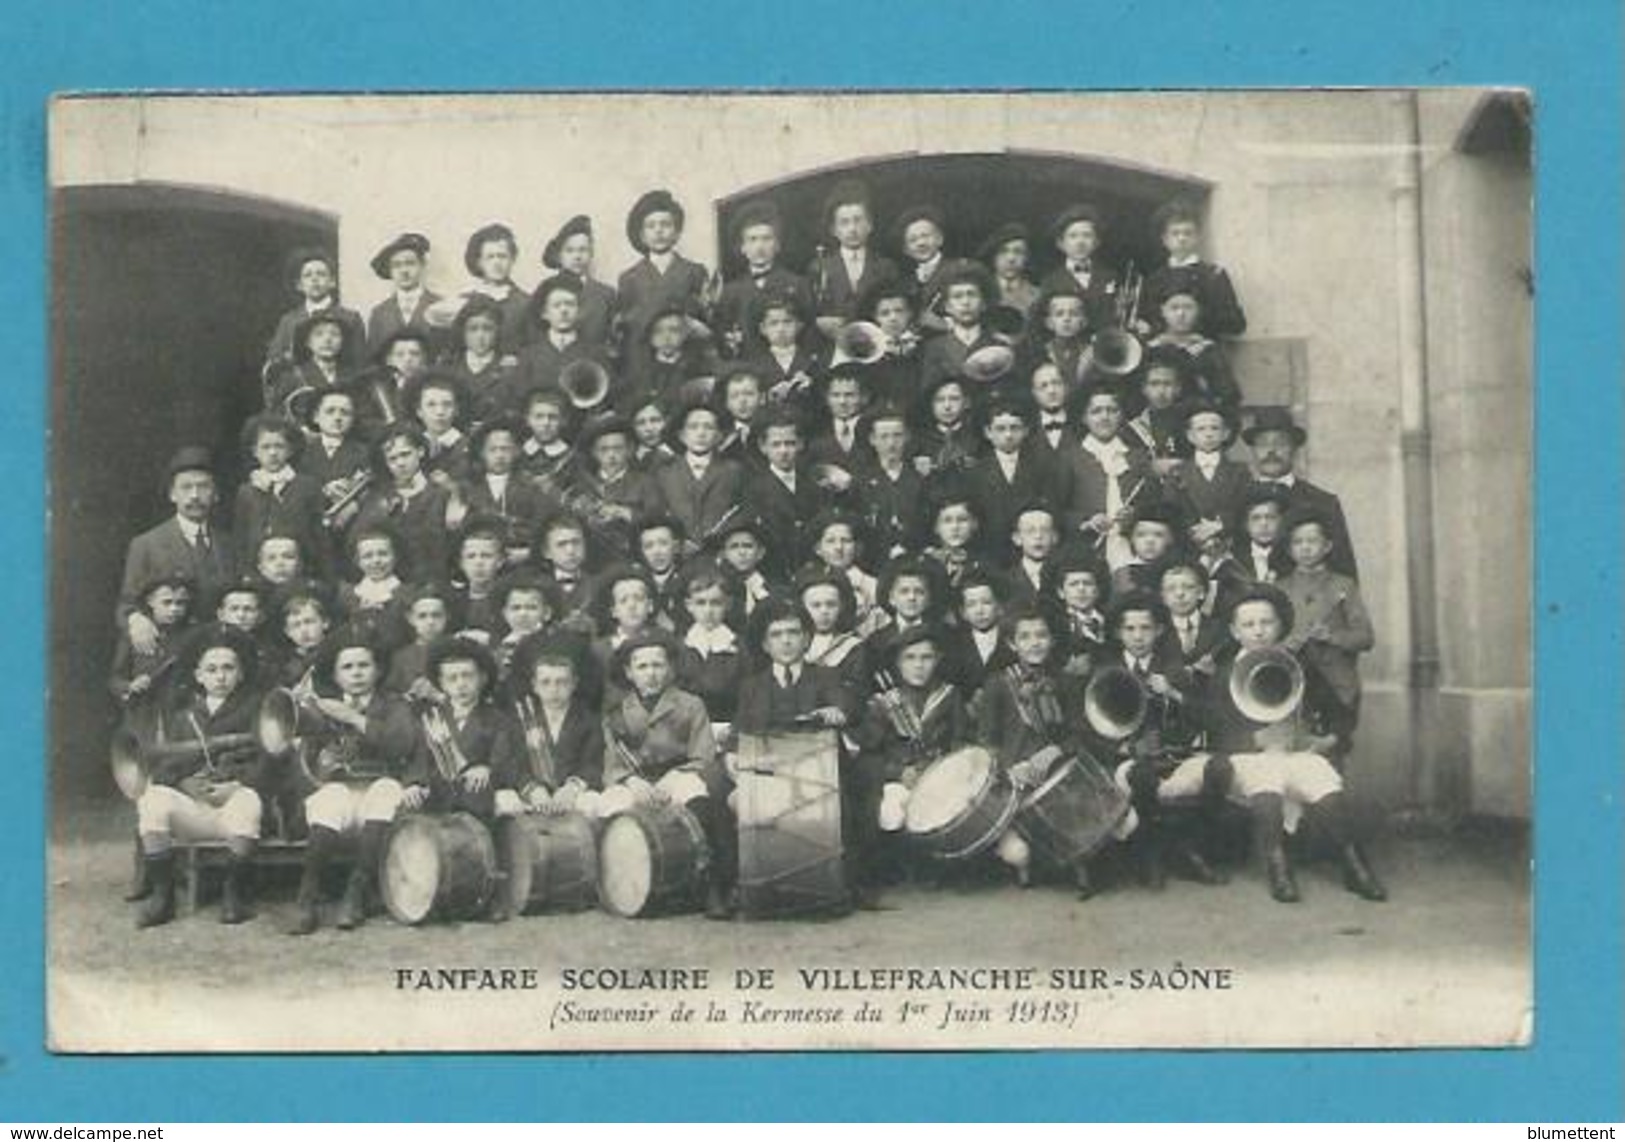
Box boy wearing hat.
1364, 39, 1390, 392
651, 401, 748, 547
980, 223, 1040, 318
1278, 509, 1374, 761
514, 275, 612, 403
1111, 500, 1185, 596
715, 200, 813, 358
941, 571, 1013, 700
599, 631, 737, 918
918, 259, 1003, 393
464, 223, 531, 355
856, 278, 923, 412
1195, 585, 1386, 904
1125, 348, 1195, 471
617, 189, 711, 350
808, 179, 899, 338
1140, 199, 1247, 340
744, 292, 822, 407
265, 247, 366, 374
365, 232, 440, 359
1038, 204, 1120, 333
893, 204, 951, 327
574, 416, 661, 560
267, 307, 358, 419
1144, 288, 1241, 412
541, 215, 618, 351
1019, 286, 1092, 391
119, 447, 236, 658
1244, 407, 1358, 580
131, 627, 271, 928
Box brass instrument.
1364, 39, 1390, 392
830, 321, 887, 367
873, 670, 929, 761
1229, 646, 1305, 726
109, 728, 258, 801
355, 368, 402, 426
1083, 261, 1145, 378
514, 695, 559, 791
961, 344, 1016, 383
559, 358, 611, 410
526, 454, 630, 552
1082, 665, 1150, 742
321, 470, 373, 528
416, 701, 475, 785
812, 243, 829, 312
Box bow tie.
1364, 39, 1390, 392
251, 469, 295, 496
750, 270, 772, 284
1042, 416, 1067, 430
556, 574, 579, 586
1070, 261, 1092, 275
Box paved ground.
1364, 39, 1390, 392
48, 796, 1530, 1052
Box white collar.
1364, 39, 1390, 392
549, 329, 577, 350
972, 625, 1000, 650
1196, 451, 1222, 475
648, 250, 675, 273
203, 694, 227, 716
1167, 254, 1201, 268
915, 253, 942, 281
841, 247, 865, 267
1262, 472, 1297, 489
773, 466, 797, 488
770, 344, 797, 364
686, 452, 712, 475
176, 516, 206, 542
395, 471, 429, 499
304, 297, 334, 315
395, 287, 423, 307
685, 624, 737, 656
996, 450, 1021, 474
486, 471, 510, 490
354, 575, 401, 605
952, 323, 982, 346
475, 281, 513, 300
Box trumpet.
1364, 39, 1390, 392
1229, 646, 1305, 726
321, 470, 372, 528
1082, 665, 1150, 742
1083, 261, 1145, 378
415, 700, 475, 785
830, 321, 887, 367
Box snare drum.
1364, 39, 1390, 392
1013, 751, 1131, 867
380, 812, 497, 925
505, 812, 599, 915
597, 803, 711, 918
904, 747, 1021, 862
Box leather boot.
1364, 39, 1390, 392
1073, 859, 1096, 901
288, 826, 337, 936
135, 852, 177, 928
1251, 795, 1299, 903
220, 851, 253, 924
485, 820, 512, 923
1172, 837, 1227, 886
1312, 793, 1387, 901
124, 832, 151, 901
337, 821, 386, 930
705, 878, 736, 921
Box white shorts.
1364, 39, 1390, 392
137, 783, 262, 845
599, 770, 708, 818
305, 779, 405, 833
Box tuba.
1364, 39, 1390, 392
961, 344, 1017, 384
559, 358, 612, 410
830, 321, 887, 367
110, 729, 259, 801
1083, 261, 1145, 378
1082, 665, 1150, 742
1229, 646, 1305, 725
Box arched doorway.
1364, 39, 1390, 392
51, 183, 335, 801
715, 151, 1210, 281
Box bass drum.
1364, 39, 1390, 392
597, 803, 710, 919
380, 812, 497, 925
904, 746, 1021, 862
505, 812, 599, 915
1013, 751, 1131, 868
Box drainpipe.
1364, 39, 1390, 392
1392, 91, 1445, 819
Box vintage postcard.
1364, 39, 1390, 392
46, 89, 1531, 1052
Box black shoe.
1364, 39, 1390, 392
1174, 844, 1227, 886
1137, 838, 1167, 891
485, 876, 512, 924
1265, 847, 1300, 903
335, 872, 367, 930
705, 883, 736, 920
1339, 845, 1388, 902
854, 883, 884, 911
1074, 862, 1096, 901
124, 836, 152, 902
220, 857, 252, 925
135, 853, 176, 929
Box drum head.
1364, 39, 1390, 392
382, 819, 442, 925
598, 814, 654, 918
905, 747, 994, 834
504, 818, 542, 913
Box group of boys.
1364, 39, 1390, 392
111, 178, 1385, 935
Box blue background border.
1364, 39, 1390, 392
4, 0, 1620, 1122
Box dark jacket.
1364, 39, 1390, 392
733, 662, 858, 736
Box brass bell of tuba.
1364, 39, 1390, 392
1229, 646, 1305, 725
1083, 665, 1149, 742
560, 358, 612, 410
830, 321, 887, 366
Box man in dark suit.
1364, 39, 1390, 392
651, 403, 747, 551
713, 200, 814, 359
118, 447, 236, 656
364, 232, 440, 359
1243, 407, 1359, 580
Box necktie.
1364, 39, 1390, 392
196, 527, 211, 553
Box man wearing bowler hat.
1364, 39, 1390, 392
364, 232, 440, 358
118, 446, 236, 657
1244, 407, 1358, 580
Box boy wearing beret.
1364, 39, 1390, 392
540, 214, 619, 351
365, 232, 440, 359
265, 247, 366, 375
1037, 204, 1120, 334
807, 180, 899, 339
714, 199, 814, 359
616, 189, 711, 351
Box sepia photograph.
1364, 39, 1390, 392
45, 89, 1532, 1052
